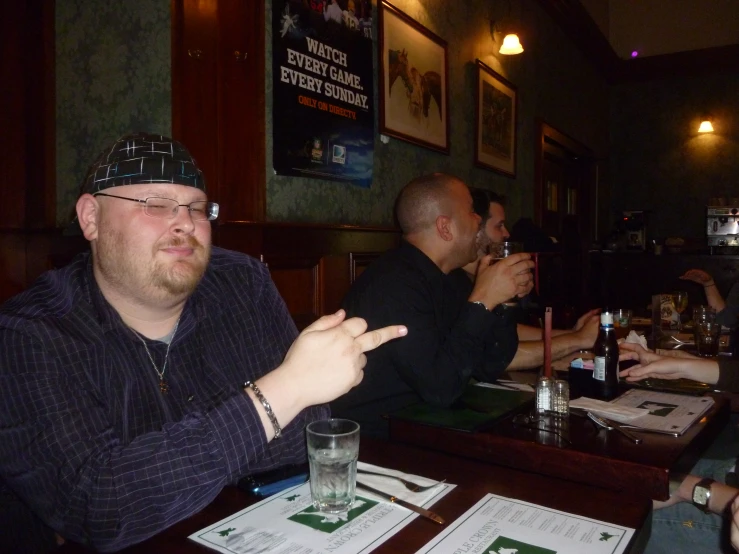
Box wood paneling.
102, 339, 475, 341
171, 0, 265, 222
171, 0, 219, 207
1, 0, 55, 230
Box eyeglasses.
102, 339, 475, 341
93, 192, 219, 221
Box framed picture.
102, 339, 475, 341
475, 60, 517, 177
379, 1, 449, 154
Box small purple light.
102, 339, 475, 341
631, 51, 638, 58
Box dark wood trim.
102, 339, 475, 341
614, 44, 739, 83
534, 119, 595, 226
1, 0, 56, 230
535, 0, 739, 83
215, 221, 400, 258
217, 0, 266, 221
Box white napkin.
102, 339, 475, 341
356, 462, 449, 506
622, 330, 648, 349
569, 397, 650, 423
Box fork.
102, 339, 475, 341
587, 412, 642, 445
356, 469, 446, 492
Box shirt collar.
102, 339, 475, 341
399, 239, 446, 282
81, 252, 215, 338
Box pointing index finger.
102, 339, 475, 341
355, 325, 408, 353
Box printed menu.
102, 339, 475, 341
189, 481, 454, 554
415, 494, 635, 554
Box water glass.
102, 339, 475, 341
307, 419, 360, 513
694, 321, 721, 357
614, 309, 633, 340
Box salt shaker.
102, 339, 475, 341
552, 379, 570, 417
536, 376, 553, 414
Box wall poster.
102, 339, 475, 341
273, 0, 374, 188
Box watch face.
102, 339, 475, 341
693, 486, 710, 505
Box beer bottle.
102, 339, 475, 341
593, 311, 619, 399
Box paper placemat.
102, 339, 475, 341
189, 466, 455, 554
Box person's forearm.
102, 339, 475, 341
672, 474, 739, 516
517, 324, 570, 341
680, 358, 720, 384
704, 282, 727, 312
507, 334, 584, 370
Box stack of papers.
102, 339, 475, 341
610, 389, 715, 435
572, 390, 715, 435
569, 397, 649, 423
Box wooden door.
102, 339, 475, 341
535, 120, 596, 246
171, 0, 265, 223
534, 120, 598, 313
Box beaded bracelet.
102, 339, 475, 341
244, 381, 282, 439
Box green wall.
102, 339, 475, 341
55, 0, 171, 225
55, 0, 610, 229
610, 73, 739, 242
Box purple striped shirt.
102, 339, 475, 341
0, 247, 327, 551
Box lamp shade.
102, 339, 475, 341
698, 119, 714, 133
499, 34, 524, 55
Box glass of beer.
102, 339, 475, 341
487, 241, 526, 305
614, 309, 633, 340
695, 321, 721, 357
307, 419, 360, 513
488, 240, 524, 259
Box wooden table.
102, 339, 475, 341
390, 394, 730, 501
58, 437, 651, 553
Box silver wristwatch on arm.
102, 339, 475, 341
691, 477, 715, 513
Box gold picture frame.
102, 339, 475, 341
475, 60, 517, 177
379, 1, 449, 154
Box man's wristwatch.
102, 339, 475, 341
691, 477, 715, 513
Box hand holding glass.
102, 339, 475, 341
307, 419, 360, 513
487, 241, 526, 304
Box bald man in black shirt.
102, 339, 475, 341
332, 173, 534, 437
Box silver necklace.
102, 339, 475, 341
132, 319, 181, 393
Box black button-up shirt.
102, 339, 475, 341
333, 241, 518, 437
0, 247, 327, 551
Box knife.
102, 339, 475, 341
356, 481, 445, 524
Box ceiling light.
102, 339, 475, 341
499, 34, 524, 55
698, 119, 714, 133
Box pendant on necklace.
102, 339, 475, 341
159, 379, 169, 394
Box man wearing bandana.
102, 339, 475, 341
0, 133, 405, 552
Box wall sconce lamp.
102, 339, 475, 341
698, 116, 714, 133
490, 19, 524, 55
